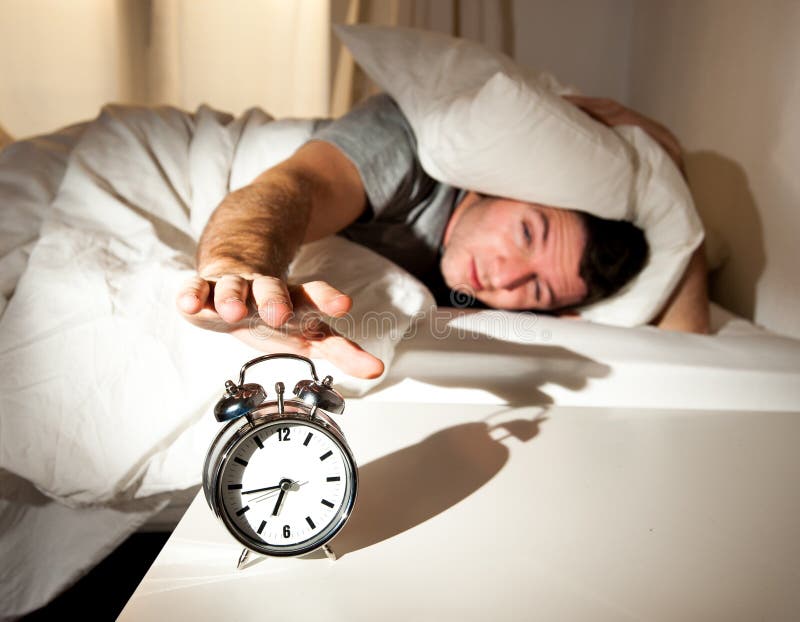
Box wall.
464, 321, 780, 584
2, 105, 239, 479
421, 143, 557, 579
513, 0, 800, 338
629, 1, 800, 338
511, 0, 633, 101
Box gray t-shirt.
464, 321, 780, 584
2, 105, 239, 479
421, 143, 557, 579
311, 94, 461, 281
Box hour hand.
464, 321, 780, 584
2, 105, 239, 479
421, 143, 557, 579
271, 478, 293, 516
272, 488, 287, 516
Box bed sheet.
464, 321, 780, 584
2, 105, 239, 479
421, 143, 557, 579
371, 303, 800, 412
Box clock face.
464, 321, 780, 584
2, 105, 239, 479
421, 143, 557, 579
217, 418, 356, 556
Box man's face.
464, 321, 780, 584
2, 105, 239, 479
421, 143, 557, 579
440, 193, 588, 310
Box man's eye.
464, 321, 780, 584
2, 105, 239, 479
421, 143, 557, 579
522, 221, 533, 246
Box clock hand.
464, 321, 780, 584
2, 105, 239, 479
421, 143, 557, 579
251, 489, 280, 504
241, 484, 283, 495
272, 488, 287, 516
271, 478, 293, 516
252, 480, 308, 504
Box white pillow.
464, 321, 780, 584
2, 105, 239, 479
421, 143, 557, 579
335, 24, 705, 326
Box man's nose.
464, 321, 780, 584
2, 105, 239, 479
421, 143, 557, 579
491, 256, 532, 291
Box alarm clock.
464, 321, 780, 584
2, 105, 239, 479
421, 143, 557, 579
203, 353, 357, 559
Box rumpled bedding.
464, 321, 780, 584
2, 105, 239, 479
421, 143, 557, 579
0, 105, 432, 618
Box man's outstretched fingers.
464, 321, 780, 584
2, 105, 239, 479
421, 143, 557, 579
213, 275, 251, 324
252, 275, 294, 327
298, 316, 384, 379
177, 276, 211, 315
300, 281, 353, 317
316, 335, 385, 379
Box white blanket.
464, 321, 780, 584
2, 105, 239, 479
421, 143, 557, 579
0, 104, 433, 506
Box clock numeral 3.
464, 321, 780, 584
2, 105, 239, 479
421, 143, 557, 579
277, 427, 291, 442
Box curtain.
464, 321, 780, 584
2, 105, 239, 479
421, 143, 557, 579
137, 0, 512, 118
330, 0, 513, 116
120, 0, 333, 119
0, 0, 511, 138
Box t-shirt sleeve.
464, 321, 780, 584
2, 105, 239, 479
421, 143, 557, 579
310, 93, 421, 220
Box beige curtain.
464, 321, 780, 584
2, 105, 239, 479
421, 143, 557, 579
0, 0, 511, 138
329, 0, 513, 116
0, 0, 332, 137
138, 0, 513, 118
122, 0, 333, 119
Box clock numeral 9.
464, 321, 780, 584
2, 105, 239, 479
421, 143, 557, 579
283, 525, 291, 538
277, 427, 291, 442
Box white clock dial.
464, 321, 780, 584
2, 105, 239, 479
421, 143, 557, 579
218, 418, 356, 555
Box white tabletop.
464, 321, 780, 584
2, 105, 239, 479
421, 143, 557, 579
119, 401, 800, 621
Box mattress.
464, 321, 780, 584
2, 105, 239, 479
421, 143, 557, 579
372, 303, 799, 411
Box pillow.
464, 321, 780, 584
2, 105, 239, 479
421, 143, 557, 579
334, 24, 705, 326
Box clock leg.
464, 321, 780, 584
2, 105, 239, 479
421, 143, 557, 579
322, 544, 337, 562
236, 547, 251, 570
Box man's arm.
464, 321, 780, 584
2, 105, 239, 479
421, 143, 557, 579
652, 244, 710, 334
176, 140, 385, 378
563, 95, 685, 175
197, 140, 367, 278
563, 95, 710, 334
184, 140, 366, 323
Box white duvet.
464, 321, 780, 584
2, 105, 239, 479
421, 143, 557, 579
0, 105, 433, 505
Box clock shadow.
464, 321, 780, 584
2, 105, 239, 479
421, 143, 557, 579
320, 413, 544, 558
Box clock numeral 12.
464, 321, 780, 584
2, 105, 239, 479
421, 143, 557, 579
277, 428, 291, 442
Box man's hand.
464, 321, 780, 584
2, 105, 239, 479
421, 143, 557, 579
176, 273, 385, 379
563, 95, 685, 175
176, 140, 376, 376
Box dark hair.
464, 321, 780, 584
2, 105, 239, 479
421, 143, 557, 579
575, 211, 649, 308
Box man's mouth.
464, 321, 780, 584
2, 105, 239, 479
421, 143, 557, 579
469, 258, 483, 291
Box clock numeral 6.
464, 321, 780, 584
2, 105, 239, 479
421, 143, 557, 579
277, 427, 291, 441
283, 525, 291, 538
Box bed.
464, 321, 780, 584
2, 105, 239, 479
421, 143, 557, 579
2, 46, 800, 620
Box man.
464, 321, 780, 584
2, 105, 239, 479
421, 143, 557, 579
176, 94, 709, 379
